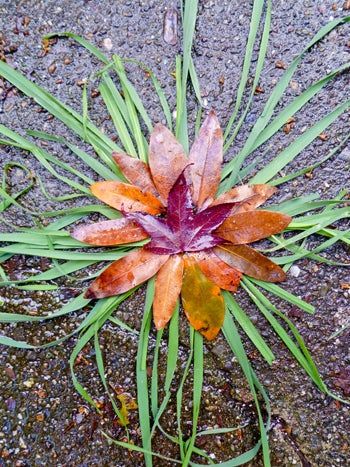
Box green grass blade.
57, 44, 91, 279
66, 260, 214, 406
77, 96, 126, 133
250, 100, 350, 183
99, 74, 138, 157
223, 0, 265, 141
225, 292, 275, 364
136, 279, 154, 467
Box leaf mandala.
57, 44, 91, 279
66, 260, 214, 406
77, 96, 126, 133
73, 111, 291, 339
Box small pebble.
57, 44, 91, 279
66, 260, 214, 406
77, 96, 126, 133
289, 265, 301, 277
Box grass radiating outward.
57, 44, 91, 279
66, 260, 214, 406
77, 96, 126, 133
0, 0, 349, 466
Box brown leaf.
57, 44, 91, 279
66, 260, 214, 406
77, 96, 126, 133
214, 244, 286, 282
216, 210, 291, 244
149, 123, 187, 203
211, 184, 276, 213
71, 218, 148, 246
181, 256, 225, 340
275, 60, 286, 69
191, 250, 242, 292
153, 254, 184, 329
85, 248, 169, 299
91, 181, 165, 215
112, 152, 160, 198
189, 110, 223, 207
254, 86, 264, 94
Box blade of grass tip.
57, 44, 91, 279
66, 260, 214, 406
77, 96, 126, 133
175, 55, 189, 152
194, 105, 202, 136
250, 99, 350, 184
221, 16, 350, 187
271, 237, 349, 268
329, 319, 350, 340
0, 126, 93, 190
182, 0, 198, 103
136, 279, 154, 467
182, 331, 203, 467
113, 56, 153, 133
254, 288, 327, 392
225, 292, 276, 364
271, 230, 350, 266
82, 82, 88, 139
265, 193, 319, 215
222, 309, 271, 467
249, 279, 315, 314
66, 142, 122, 181
189, 57, 202, 106
99, 74, 138, 157
242, 279, 326, 392
224, 0, 271, 150
122, 57, 174, 132
0, 292, 90, 323
252, 62, 350, 152
113, 56, 148, 162
94, 323, 127, 424
223, 0, 266, 142
179, 0, 198, 152
108, 315, 137, 335
151, 329, 164, 419
0, 162, 34, 212
44, 32, 110, 64
40, 204, 120, 220
25, 129, 121, 180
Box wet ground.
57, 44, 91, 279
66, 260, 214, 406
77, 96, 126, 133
0, 0, 349, 465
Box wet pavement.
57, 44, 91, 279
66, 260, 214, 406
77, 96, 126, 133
0, 1, 349, 465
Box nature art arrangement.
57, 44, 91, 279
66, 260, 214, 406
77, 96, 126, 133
0, 1, 349, 465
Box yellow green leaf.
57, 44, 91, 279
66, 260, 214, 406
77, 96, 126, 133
181, 256, 225, 340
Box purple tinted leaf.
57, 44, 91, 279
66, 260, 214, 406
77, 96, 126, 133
166, 170, 194, 232
127, 175, 235, 254
185, 203, 234, 251
184, 233, 223, 251
126, 212, 181, 254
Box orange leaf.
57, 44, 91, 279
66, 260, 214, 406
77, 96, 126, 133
90, 181, 165, 215
181, 256, 225, 340
71, 218, 148, 246
216, 210, 291, 244
85, 248, 169, 299
149, 124, 187, 203
189, 110, 223, 207
214, 244, 286, 282
153, 255, 184, 329
211, 184, 276, 213
191, 250, 242, 292
112, 152, 160, 198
